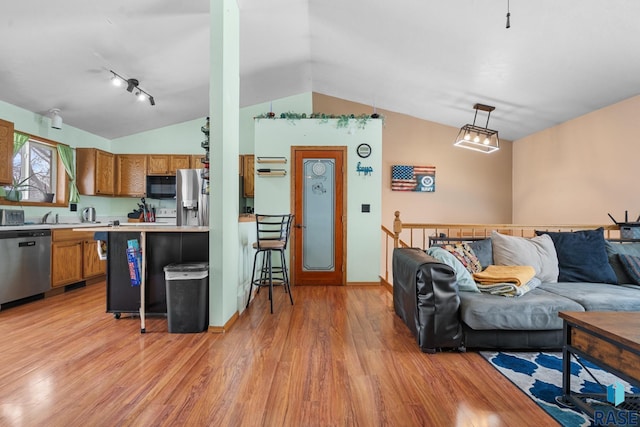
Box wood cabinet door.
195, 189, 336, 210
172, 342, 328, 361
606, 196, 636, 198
190, 154, 203, 168
0, 118, 13, 185
243, 154, 255, 198
147, 155, 170, 175
170, 155, 191, 173
52, 241, 83, 287
83, 240, 106, 278
116, 154, 147, 196
95, 150, 115, 195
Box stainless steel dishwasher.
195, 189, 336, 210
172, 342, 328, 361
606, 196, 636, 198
0, 229, 51, 307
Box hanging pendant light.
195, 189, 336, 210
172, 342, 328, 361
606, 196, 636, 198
453, 104, 500, 154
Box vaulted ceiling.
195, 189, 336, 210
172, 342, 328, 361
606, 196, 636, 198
1, 0, 639, 141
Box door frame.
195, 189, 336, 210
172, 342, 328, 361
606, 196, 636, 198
290, 146, 347, 286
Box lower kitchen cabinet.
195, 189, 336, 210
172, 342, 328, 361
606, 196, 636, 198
51, 229, 105, 288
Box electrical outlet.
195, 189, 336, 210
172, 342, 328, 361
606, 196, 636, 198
70, 203, 77, 212
361, 204, 370, 213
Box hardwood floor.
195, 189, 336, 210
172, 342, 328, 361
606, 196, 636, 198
0, 282, 557, 426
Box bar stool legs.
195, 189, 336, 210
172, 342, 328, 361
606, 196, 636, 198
246, 248, 293, 313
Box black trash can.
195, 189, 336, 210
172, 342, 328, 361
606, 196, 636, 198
163, 262, 209, 333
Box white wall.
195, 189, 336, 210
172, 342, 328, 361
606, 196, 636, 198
254, 118, 383, 283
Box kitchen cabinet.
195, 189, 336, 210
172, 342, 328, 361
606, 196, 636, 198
51, 229, 105, 288
147, 154, 190, 175
191, 154, 204, 168
115, 154, 147, 197
242, 154, 255, 198
76, 148, 115, 196
0, 118, 13, 185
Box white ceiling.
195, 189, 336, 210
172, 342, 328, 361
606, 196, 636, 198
1, 0, 639, 141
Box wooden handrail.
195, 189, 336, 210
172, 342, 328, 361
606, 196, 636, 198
381, 211, 621, 290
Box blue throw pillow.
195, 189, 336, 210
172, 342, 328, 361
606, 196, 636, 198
605, 241, 640, 284
535, 228, 618, 284
618, 254, 640, 285
467, 238, 493, 270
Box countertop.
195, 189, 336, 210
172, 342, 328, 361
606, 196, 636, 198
73, 225, 209, 233
0, 222, 103, 232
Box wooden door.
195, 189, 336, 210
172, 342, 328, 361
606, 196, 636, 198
95, 150, 115, 195
51, 241, 83, 287
292, 147, 346, 285
170, 155, 191, 173
83, 240, 106, 278
243, 155, 254, 197
116, 154, 147, 196
0, 118, 14, 185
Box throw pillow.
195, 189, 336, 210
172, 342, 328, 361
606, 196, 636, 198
618, 254, 640, 285
605, 241, 640, 284
535, 228, 618, 284
467, 238, 493, 270
426, 247, 480, 293
441, 242, 482, 274
491, 231, 559, 283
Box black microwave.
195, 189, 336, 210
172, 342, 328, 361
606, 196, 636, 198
146, 175, 176, 199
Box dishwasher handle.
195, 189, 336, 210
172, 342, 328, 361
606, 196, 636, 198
18, 241, 36, 247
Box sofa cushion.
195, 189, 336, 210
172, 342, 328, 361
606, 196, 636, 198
468, 238, 493, 270
426, 247, 480, 293
538, 282, 640, 311
441, 242, 482, 273
618, 254, 640, 285
459, 288, 584, 331
605, 241, 640, 284
536, 228, 617, 284
491, 231, 559, 283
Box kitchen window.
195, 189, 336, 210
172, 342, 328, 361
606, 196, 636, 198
3, 133, 69, 206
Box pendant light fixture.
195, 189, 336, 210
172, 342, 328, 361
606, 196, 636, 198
506, 0, 511, 29
454, 103, 500, 154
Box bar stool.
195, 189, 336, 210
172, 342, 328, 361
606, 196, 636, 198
246, 214, 294, 313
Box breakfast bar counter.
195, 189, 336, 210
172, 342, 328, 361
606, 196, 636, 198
75, 225, 209, 332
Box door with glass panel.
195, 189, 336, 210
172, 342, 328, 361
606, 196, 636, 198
292, 147, 345, 285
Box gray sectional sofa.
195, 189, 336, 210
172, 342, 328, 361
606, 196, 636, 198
392, 228, 640, 351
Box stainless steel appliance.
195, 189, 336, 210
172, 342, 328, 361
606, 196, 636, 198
0, 229, 51, 307
176, 169, 209, 226
0, 209, 25, 226
146, 175, 177, 199
155, 207, 177, 225
82, 207, 97, 222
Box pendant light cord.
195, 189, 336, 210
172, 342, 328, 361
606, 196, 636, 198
506, 0, 511, 29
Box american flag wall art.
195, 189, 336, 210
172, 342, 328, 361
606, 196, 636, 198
391, 165, 436, 192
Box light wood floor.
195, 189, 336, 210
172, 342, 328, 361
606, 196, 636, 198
0, 282, 557, 426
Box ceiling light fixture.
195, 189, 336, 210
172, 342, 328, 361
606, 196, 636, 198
49, 108, 62, 130
454, 103, 500, 154
109, 70, 156, 106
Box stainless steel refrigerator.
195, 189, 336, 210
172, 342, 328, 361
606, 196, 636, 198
176, 169, 209, 226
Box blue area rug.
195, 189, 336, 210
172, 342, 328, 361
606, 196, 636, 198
481, 352, 640, 427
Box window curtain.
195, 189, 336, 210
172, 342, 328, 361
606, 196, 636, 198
57, 144, 80, 203
13, 131, 29, 155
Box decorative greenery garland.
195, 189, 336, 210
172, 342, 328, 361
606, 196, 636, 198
255, 111, 384, 129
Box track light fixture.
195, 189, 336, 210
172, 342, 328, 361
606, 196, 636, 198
49, 108, 62, 130
109, 70, 156, 106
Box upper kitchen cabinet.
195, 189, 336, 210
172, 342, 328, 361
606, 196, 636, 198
147, 154, 191, 175
115, 154, 147, 197
191, 154, 204, 169
76, 148, 115, 196
242, 154, 254, 198
0, 119, 14, 185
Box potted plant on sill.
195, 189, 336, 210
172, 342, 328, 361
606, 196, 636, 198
1, 175, 54, 202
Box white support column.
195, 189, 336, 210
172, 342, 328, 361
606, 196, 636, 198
209, 0, 240, 327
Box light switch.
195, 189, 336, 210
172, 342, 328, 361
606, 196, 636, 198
361, 204, 370, 213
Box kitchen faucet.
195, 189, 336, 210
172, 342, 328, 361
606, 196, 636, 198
41, 211, 52, 224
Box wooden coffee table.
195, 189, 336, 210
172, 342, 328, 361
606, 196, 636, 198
559, 311, 640, 418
